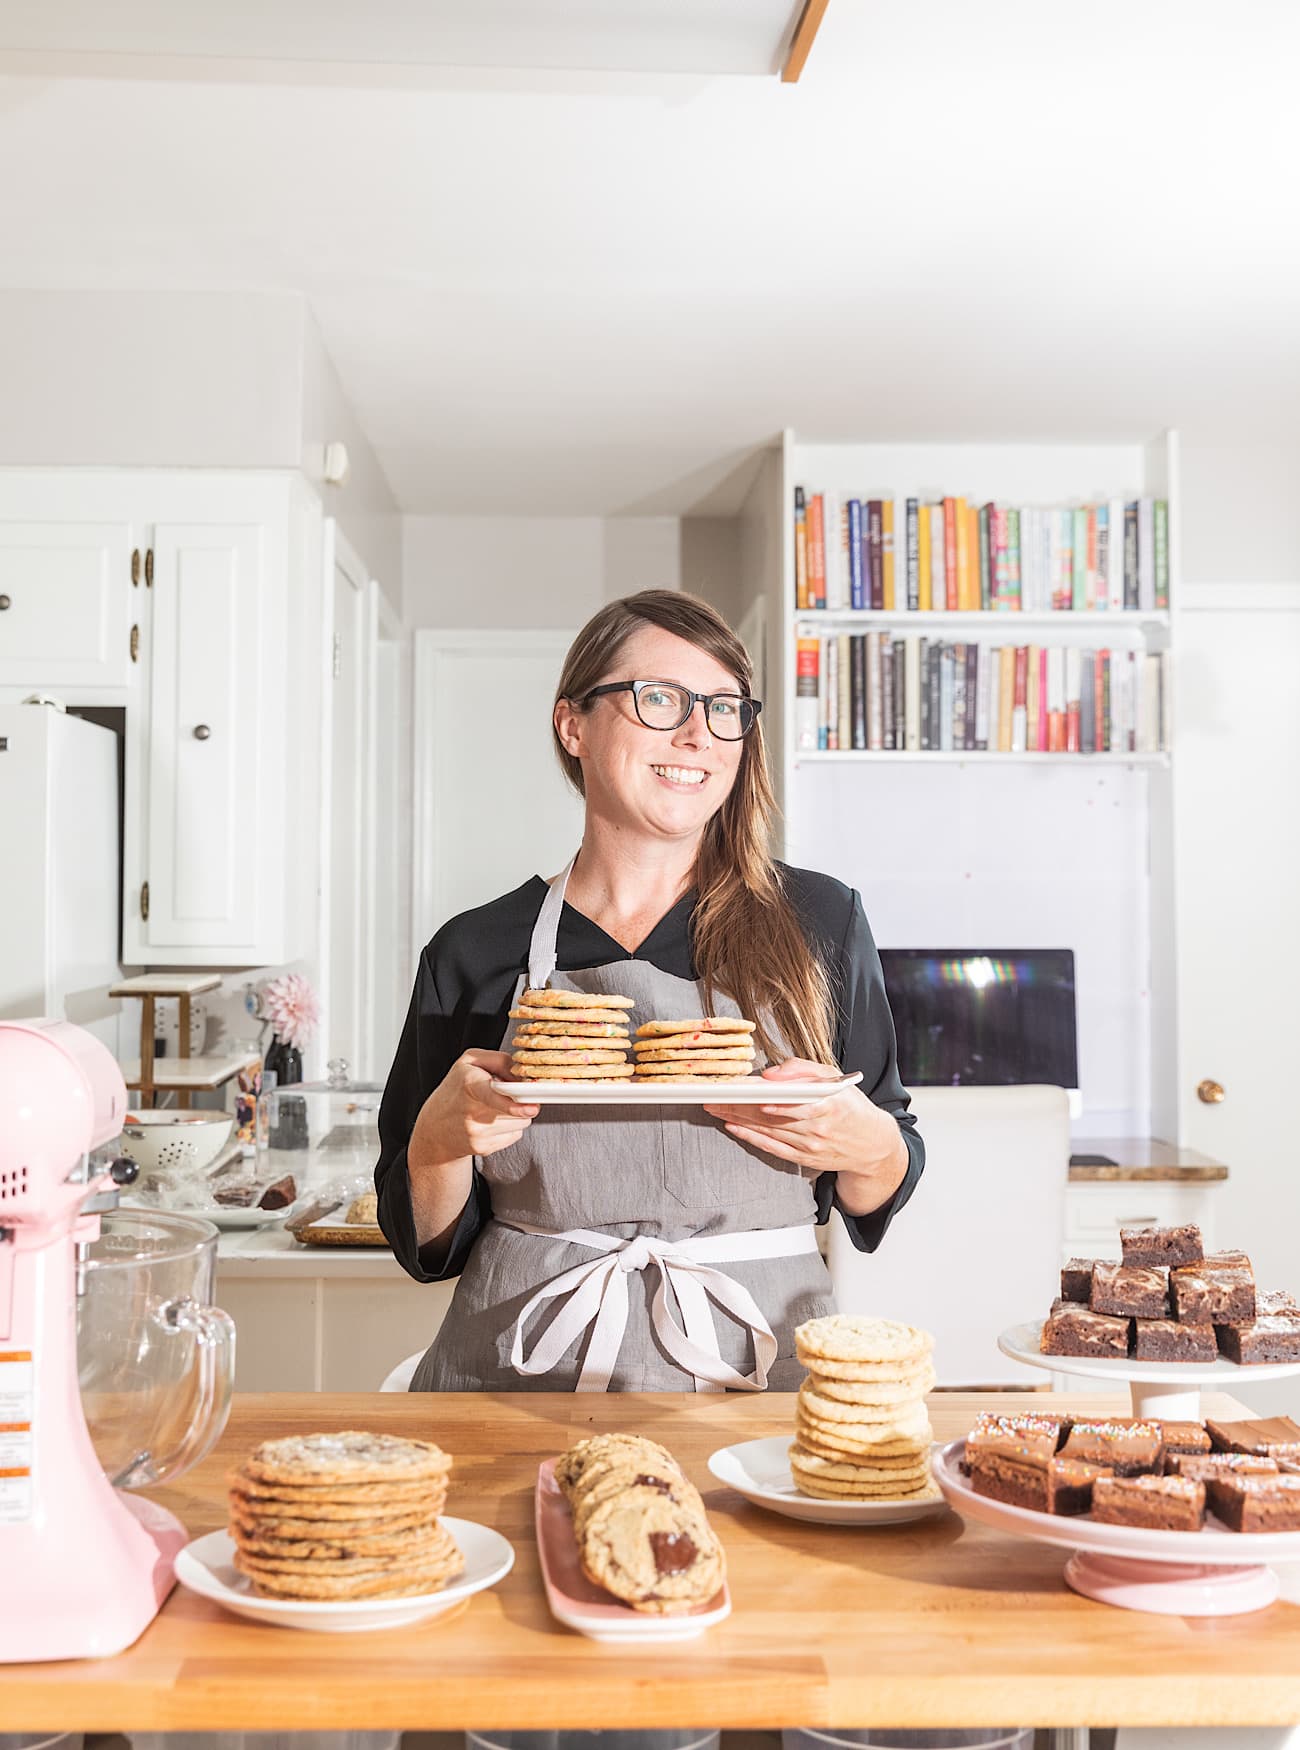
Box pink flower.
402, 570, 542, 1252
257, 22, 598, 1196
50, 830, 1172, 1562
260, 973, 319, 1052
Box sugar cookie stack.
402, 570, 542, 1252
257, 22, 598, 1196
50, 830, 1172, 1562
227, 1430, 462, 1600
790, 1315, 939, 1502
632, 1017, 757, 1082
508, 987, 635, 1080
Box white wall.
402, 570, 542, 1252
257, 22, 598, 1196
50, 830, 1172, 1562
402, 513, 680, 628
680, 515, 743, 627
1179, 435, 1300, 583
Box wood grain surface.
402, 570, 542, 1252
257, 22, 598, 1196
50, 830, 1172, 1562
2, 1389, 1297, 1732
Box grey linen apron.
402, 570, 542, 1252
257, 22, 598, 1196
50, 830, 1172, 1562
410, 856, 835, 1393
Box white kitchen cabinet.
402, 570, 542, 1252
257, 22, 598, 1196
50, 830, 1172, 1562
1062, 1181, 1221, 1264
0, 518, 138, 690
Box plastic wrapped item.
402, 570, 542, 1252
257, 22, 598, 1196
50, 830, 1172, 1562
285, 1171, 388, 1248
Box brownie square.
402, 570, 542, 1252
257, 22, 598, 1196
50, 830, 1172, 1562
1091, 1261, 1170, 1319
962, 1415, 1062, 1473
1254, 1289, 1299, 1317
1060, 1420, 1164, 1476
1168, 1452, 1278, 1482
1170, 1264, 1255, 1323
1120, 1224, 1204, 1269
1216, 1316, 1300, 1365
1133, 1318, 1217, 1362
1040, 1303, 1131, 1358
968, 1450, 1111, 1516
1206, 1417, 1300, 1459
1060, 1259, 1095, 1303
1151, 1420, 1212, 1457
1201, 1249, 1253, 1273
1092, 1474, 1205, 1531
1207, 1473, 1300, 1533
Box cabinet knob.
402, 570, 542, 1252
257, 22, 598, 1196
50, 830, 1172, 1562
0, 594, 10, 610
193, 724, 212, 741
1197, 1079, 1225, 1105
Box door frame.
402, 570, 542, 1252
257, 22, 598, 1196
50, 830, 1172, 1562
410, 628, 577, 958
364, 579, 404, 1076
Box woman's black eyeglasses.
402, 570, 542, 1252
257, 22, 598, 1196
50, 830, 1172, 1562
579, 679, 762, 741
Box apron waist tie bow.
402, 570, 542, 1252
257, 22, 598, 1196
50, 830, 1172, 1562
503, 1221, 820, 1394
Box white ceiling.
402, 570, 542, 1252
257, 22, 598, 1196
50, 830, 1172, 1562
0, 0, 1297, 517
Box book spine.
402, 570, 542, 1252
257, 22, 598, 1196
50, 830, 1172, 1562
905, 498, 920, 611
1065, 647, 1082, 752
917, 502, 932, 613
1154, 499, 1169, 609
837, 633, 852, 752
881, 636, 895, 750
1037, 648, 1049, 751
1086, 506, 1099, 610
929, 505, 946, 612
1011, 645, 1028, 752
795, 631, 819, 751
868, 632, 884, 749
1080, 651, 1096, 753
964, 643, 978, 749
894, 641, 906, 749
867, 500, 883, 610
881, 500, 896, 612
1006, 507, 1021, 610
997, 645, 1014, 750
1025, 642, 1039, 751
942, 497, 958, 610
974, 641, 991, 751
1107, 497, 1125, 609
848, 498, 864, 610
794, 486, 808, 610
978, 503, 992, 611
1138, 497, 1155, 612
987, 645, 1002, 751
808, 493, 826, 611
1124, 502, 1139, 610
939, 644, 955, 751
851, 635, 867, 751
817, 636, 829, 749
951, 641, 966, 750
919, 636, 931, 749
904, 637, 921, 751
1099, 648, 1111, 753
827, 493, 844, 611
1094, 504, 1108, 612
1072, 506, 1088, 611
826, 636, 839, 751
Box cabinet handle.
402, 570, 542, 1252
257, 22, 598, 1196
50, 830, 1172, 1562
1115, 1215, 1160, 1228
1197, 1079, 1225, 1104
193, 724, 212, 741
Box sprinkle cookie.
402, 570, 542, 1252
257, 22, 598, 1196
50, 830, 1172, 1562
510, 1062, 637, 1080
521, 989, 634, 1010
635, 1018, 756, 1038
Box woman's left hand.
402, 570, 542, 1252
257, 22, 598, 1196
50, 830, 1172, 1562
703, 1058, 910, 1217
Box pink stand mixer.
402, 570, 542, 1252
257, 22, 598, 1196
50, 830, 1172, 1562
0, 1018, 193, 1660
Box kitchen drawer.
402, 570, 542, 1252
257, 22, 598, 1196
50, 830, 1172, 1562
1063, 1182, 1221, 1258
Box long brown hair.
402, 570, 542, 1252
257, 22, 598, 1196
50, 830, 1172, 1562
553, 590, 836, 1065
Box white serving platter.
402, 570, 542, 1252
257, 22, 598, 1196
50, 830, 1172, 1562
490, 1071, 863, 1106
707, 1435, 947, 1527
933, 1438, 1300, 1616
174, 1517, 513, 1633
120, 1197, 297, 1232
534, 1459, 730, 1642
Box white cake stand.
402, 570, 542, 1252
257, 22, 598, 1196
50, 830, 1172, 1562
998, 1319, 1300, 1421
934, 1439, 1299, 1616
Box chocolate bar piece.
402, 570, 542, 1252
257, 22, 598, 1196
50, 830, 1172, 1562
1060, 1259, 1095, 1303
1168, 1451, 1278, 1481
258, 1174, 298, 1211
1170, 1264, 1255, 1324
1060, 1419, 1164, 1476
1207, 1473, 1300, 1533
1120, 1223, 1204, 1269
1040, 1303, 1130, 1358
1092, 1474, 1205, 1531
1091, 1261, 1169, 1319
1216, 1315, 1300, 1365
1207, 1417, 1300, 1459
969, 1450, 1112, 1516
1132, 1318, 1217, 1362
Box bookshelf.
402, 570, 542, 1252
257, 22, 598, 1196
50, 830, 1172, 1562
740, 430, 1181, 1141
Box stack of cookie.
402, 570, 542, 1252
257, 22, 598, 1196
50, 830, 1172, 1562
632, 1017, 757, 1082
227, 1430, 462, 1600
508, 988, 635, 1081
555, 1432, 726, 1615
790, 1315, 939, 1503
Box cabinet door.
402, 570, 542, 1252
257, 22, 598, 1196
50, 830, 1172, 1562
143, 522, 265, 952
0, 522, 135, 688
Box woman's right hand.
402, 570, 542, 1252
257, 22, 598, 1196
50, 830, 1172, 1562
410, 1048, 540, 1170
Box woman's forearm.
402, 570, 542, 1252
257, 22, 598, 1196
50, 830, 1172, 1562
406, 1106, 475, 1250
834, 1121, 910, 1217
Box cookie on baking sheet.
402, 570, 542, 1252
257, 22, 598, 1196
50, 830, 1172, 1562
509, 1046, 629, 1065
510, 1006, 634, 1024
513, 1021, 631, 1038
579, 1484, 724, 1615
555, 1433, 679, 1496
795, 1315, 934, 1369
509, 1063, 637, 1080
521, 989, 634, 1010
635, 1018, 756, 1038
633, 1057, 760, 1076
241, 1431, 452, 1488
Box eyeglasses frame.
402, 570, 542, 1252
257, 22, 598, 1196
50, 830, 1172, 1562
577, 678, 763, 740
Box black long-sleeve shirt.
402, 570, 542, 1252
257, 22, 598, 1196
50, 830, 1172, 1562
376, 864, 924, 1282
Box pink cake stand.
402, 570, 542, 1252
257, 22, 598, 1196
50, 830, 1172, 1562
933, 1438, 1298, 1616
997, 1318, 1300, 1421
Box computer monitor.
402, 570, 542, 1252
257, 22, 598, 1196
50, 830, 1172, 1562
878, 948, 1080, 1115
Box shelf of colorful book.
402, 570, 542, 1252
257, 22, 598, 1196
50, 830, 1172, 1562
792, 750, 1171, 767
792, 609, 1170, 632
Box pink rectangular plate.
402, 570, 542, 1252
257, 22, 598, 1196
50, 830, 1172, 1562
534, 1458, 731, 1642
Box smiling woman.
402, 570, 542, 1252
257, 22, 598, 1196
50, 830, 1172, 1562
376, 589, 925, 1394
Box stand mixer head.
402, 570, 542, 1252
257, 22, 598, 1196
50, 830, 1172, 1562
0, 1018, 192, 1661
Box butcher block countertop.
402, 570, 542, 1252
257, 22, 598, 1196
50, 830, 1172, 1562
3, 1389, 1298, 1732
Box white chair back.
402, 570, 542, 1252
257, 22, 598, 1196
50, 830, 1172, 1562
379, 1351, 423, 1392
828, 1084, 1070, 1386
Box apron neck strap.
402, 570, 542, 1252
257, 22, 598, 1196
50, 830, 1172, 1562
528, 851, 579, 991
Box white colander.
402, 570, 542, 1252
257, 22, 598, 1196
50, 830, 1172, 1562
118, 1111, 234, 1175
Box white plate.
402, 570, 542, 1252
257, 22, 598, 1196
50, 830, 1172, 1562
174, 1517, 514, 1632
707, 1435, 949, 1527
1000, 1318, 1300, 1386
489, 1072, 863, 1106
120, 1198, 294, 1231
535, 1460, 730, 1642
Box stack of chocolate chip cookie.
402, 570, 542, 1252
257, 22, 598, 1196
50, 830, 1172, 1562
508, 987, 635, 1081
631, 1017, 757, 1082
555, 1432, 726, 1615
789, 1315, 940, 1503
227, 1430, 462, 1600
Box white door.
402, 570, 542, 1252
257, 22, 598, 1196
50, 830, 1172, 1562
325, 528, 367, 1074
1173, 585, 1300, 1406
366, 584, 406, 1078
412, 631, 585, 949
0, 520, 137, 688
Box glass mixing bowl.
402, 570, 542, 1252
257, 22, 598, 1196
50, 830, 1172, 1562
77, 1207, 236, 1489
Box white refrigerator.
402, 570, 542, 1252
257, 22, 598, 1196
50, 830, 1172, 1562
0, 704, 121, 1053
